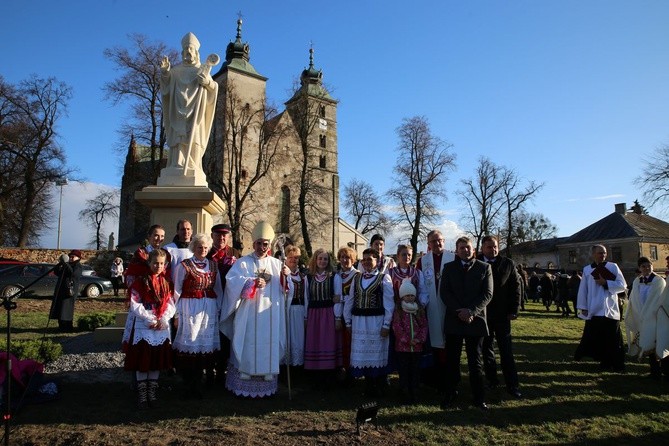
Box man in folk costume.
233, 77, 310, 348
343, 248, 394, 397
206, 223, 238, 385
221, 221, 292, 398
626, 257, 669, 379
416, 230, 455, 387
575, 244, 627, 372
370, 234, 396, 273
125, 224, 170, 288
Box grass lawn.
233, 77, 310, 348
3, 300, 669, 445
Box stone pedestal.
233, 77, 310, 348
135, 185, 226, 235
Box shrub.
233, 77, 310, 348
0, 338, 63, 362
77, 312, 115, 331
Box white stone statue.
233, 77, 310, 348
157, 32, 220, 187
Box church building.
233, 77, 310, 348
119, 19, 366, 256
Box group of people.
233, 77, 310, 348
118, 222, 527, 411
118, 218, 669, 411
527, 269, 583, 316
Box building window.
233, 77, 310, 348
240, 169, 248, 181
319, 105, 326, 118
319, 134, 326, 148
611, 246, 622, 263
280, 186, 290, 233
650, 245, 658, 261
569, 250, 577, 264
319, 155, 326, 169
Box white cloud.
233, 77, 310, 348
36, 181, 120, 250
589, 194, 625, 200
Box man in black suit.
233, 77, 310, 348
440, 236, 493, 410
479, 235, 522, 399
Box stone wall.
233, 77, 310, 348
0, 248, 130, 279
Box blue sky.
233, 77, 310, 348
2, 1, 669, 250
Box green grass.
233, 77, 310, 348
7, 301, 669, 445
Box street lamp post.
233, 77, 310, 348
55, 178, 68, 249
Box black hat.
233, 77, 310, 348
211, 223, 232, 234
638, 256, 652, 267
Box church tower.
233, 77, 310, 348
284, 47, 339, 255
204, 20, 340, 255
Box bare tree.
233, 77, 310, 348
342, 179, 393, 236
457, 157, 508, 252
512, 210, 558, 243
103, 33, 178, 181
635, 144, 669, 213
387, 116, 456, 254
204, 81, 288, 251
0, 75, 73, 247
79, 190, 120, 250
501, 171, 544, 257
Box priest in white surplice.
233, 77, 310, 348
221, 221, 291, 397
574, 244, 627, 372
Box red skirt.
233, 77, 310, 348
124, 339, 173, 372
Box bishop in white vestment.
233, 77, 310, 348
221, 221, 291, 397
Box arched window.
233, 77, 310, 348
319, 105, 326, 118
319, 155, 326, 169
319, 134, 326, 148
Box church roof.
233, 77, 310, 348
561, 207, 669, 244
287, 47, 334, 103
507, 237, 568, 255
214, 18, 266, 81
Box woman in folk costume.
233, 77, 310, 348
304, 249, 343, 386
344, 248, 394, 397
221, 221, 292, 398
626, 257, 669, 379
122, 249, 175, 409
172, 233, 223, 399
335, 246, 359, 380
387, 245, 429, 372
284, 245, 307, 367
392, 279, 428, 405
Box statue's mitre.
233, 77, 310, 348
181, 32, 201, 50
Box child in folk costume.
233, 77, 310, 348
122, 249, 175, 409
387, 245, 429, 371
284, 245, 307, 367
344, 248, 395, 397
304, 249, 343, 385
172, 233, 224, 399
335, 246, 359, 380
626, 257, 669, 379
392, 279, 428, 404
